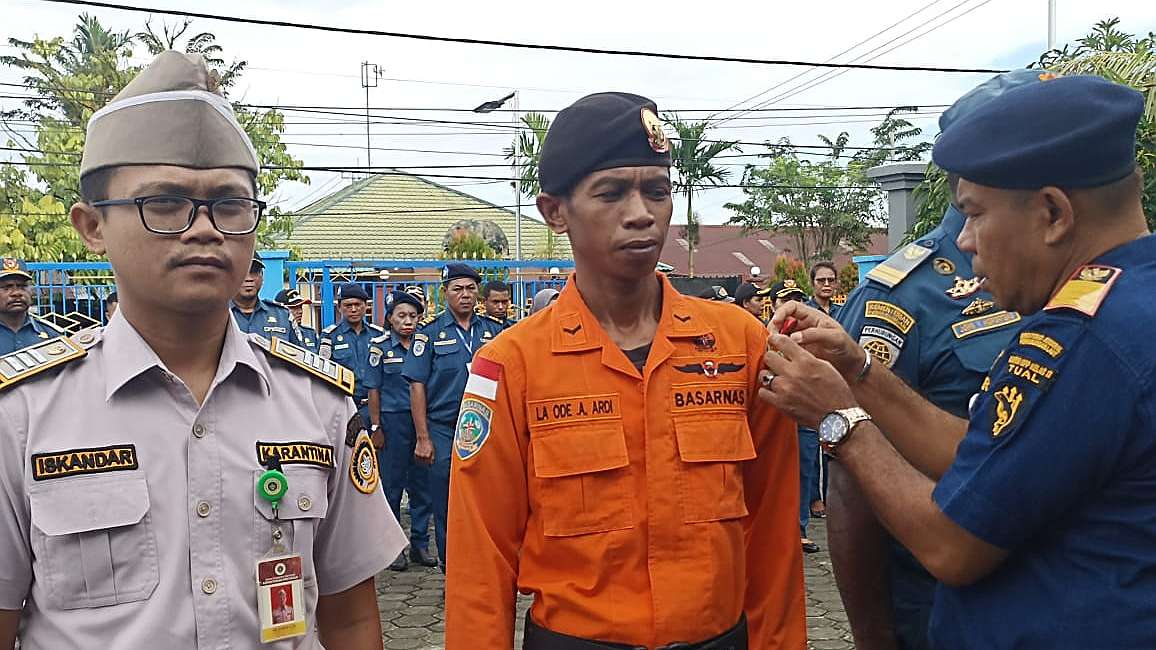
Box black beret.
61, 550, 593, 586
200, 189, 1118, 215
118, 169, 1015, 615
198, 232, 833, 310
539, 92, 672, 195
733, 282, 760, 305
337, 283, 369, 301
933, 75, 1144, 190
385, 290, 425, 316
441, 262, 482, 284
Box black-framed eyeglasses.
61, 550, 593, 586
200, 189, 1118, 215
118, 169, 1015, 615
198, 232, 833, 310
90, 195, 265, 235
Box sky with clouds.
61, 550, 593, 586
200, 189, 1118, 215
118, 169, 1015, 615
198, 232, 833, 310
4, 0, 1155, 226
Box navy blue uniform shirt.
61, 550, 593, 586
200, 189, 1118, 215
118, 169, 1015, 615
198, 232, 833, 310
402, 311, 503, 425
364, 330, 412, 413
319, 318, 383, 403
296, 324, 318, 353
930, 234, 1156, 649
806, 297, 841, 322
231, 300, 303, 347
0, 316, 65, 355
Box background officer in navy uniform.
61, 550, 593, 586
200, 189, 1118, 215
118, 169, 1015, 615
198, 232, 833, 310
403, 262, 503, 569
762, 72, 1154, 650
319, 282, 383, 423
811, 70, 1053, 650
734, 282, 766, 323
230, 254, 303, 346
365, 290, 437, 571
0, 258, 65, 355
480, 279, 516, 329
275, 288, 318, 352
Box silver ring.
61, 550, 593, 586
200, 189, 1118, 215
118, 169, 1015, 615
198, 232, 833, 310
760, 372, 776, 389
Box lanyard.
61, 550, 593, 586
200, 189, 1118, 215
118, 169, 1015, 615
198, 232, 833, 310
453, 322, 475, 357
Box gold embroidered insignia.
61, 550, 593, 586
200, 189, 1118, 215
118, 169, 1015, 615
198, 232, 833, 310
1019, 332, 1064, 358
0, 335, 87, 391
951, 311, 1021, 339
933, 258, 956, 275
945, 276, 983, 299
1045, 265, 1121, 317
349, 431, 380, 494
32, 444, 138, 481
961, 298, 994, 316
991, 385, 1024, 437
864, 300, 915, 334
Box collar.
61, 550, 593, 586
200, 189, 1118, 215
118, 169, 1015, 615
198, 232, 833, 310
102, 310, 270, 401
939, 205, 966, 241
550, 272, 712, 377
231, 299, 267, 316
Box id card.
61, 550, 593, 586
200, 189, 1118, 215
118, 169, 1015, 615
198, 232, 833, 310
256, 554, 307, 643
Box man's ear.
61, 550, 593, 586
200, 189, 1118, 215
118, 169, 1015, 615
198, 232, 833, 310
70, 202, 107, 255
537, 193, 568, 235
1038, 186, 1076, 247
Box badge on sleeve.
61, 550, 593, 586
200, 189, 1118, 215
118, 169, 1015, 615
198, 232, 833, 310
454, 398, 492, 461
990, 383, 1025, 437
256, 554, 306, 642
369, 347, 381, 367
318, 340, 332, 359
348, 431, 380, 494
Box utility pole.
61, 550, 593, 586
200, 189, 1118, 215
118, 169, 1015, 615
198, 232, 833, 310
1047, 0, 1056, 50
511, 91, 522, 267
360, 62, 382, 174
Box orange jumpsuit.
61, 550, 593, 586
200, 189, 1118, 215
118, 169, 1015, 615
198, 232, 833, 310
445, 273, 806, 649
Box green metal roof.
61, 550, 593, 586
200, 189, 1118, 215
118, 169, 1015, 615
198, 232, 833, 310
284, 173, 571, 260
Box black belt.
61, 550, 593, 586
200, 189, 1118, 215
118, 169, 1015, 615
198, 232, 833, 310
522, 611, 747, 650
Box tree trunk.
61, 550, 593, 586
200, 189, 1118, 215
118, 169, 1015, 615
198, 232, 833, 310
687, 190, 696, 277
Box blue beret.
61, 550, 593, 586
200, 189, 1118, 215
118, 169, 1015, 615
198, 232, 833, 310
0, 257, 33, 281
939, 69, 1054, 131
441, 263, 481, 284
539, 92, 672, 195
933, 75, 1144, 190
385, 290, 425, 316
337, 283, 369, 301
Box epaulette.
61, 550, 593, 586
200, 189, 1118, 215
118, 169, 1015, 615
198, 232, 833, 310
370, 332, 390, 344
866, 239, 939, 289
481, 313, 505, 326
1044, 264, 1121, 317
250, 333, 355, 396
321, 323, 338, 335
0, 329, 98, 391
368, 323, 385, 333
418, 311, 442, 328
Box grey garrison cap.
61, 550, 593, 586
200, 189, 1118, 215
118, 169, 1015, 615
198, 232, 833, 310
81, 51, 259, 177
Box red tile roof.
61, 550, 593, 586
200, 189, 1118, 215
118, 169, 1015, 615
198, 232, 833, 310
659, 225, 889, 277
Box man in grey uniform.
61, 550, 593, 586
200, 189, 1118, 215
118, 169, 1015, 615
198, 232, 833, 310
0, 51, 405, 649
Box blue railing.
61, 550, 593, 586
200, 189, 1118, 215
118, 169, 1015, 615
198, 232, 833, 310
25, 257, 575, 331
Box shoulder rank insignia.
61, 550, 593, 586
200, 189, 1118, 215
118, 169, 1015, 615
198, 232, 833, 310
418, 311, 442, 328
866, 240, 936, 288
321, 324, 338, 334
1045, 264, 1121, 317
0, 335, 88, 392
253, 334, 355, 395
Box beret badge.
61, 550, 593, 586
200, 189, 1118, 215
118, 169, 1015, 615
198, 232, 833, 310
641, 108, 669, 154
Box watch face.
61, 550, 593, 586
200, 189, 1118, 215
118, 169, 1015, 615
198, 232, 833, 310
819, 412, 849, 445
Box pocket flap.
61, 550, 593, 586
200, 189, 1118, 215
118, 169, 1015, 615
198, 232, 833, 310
532, 425, 629, 478
673, 417, 757, 463
254, 466, 330, 520
30, 474, 150, 536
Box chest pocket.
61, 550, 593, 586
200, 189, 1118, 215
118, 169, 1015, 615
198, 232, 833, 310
253, 466, 330, 567
29, 474, 159, 609
531, 423, 634, 537
673, 416, 757, 523
432, 339, 462, 359
381, 358, 405, 374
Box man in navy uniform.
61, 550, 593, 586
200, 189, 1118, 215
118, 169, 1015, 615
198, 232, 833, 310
480, 279, 516, 329
0, 258, 65, 355
761, 73, 1155, 650
319, 282, 383, 423
826, 70, 1042, 650
365, 290, 437, 571
275, 288, 318, 352
230, 254, 303, 346
403, 262, 503, 569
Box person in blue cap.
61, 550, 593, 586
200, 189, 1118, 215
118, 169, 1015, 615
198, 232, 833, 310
760, 73, 1153, 650
0, 258, 65, 354
812, 69, 1047, 650
319, 282, 384, 423
274, 288, 318, 352
402, 262, 503, 570
364, 290, 437, 571
230, 254, 304, 346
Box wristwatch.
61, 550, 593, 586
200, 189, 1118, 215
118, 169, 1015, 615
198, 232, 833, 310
818, 407, 872, 456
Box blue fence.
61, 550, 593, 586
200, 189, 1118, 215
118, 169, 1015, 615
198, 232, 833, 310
25, 256, 576, 332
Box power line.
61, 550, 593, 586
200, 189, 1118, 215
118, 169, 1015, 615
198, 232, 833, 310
36, 0, 1006, 74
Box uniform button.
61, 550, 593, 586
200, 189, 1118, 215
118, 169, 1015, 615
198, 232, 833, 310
192, 423, 206, 438
201, 577, 218, 595
195, 501, 211, 518
297, 495, 312, 512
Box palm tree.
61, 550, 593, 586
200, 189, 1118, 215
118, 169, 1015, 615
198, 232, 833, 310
503, 111, 551, 199
665, 115, 741, 276
138, 18, 246, 91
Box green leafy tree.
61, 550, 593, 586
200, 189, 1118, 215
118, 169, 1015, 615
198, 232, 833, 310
910, 18, 1155, 239
0, 15, 308, 258
504, 111, 557, 257
665, 114, 741, 276
771, 255, 811, 294
442, 232, 497, 260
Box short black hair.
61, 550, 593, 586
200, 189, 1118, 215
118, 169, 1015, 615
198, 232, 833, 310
106, 291, 118, 303
482, 280, 511, 298
80, 167, 259, 203
810, 261, 837, 282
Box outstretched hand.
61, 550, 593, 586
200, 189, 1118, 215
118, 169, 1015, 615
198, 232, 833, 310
758, 332, 858, 428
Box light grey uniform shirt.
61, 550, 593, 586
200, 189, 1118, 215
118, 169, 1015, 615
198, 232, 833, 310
0, 312, 406, 649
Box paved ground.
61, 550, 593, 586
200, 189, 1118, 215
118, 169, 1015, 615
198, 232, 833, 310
374, 517, 853, 649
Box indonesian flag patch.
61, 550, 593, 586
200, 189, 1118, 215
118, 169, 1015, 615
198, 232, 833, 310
465, 356, 502, 401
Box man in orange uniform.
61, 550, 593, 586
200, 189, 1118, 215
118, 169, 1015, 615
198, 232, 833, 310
444, 92, 806, 649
